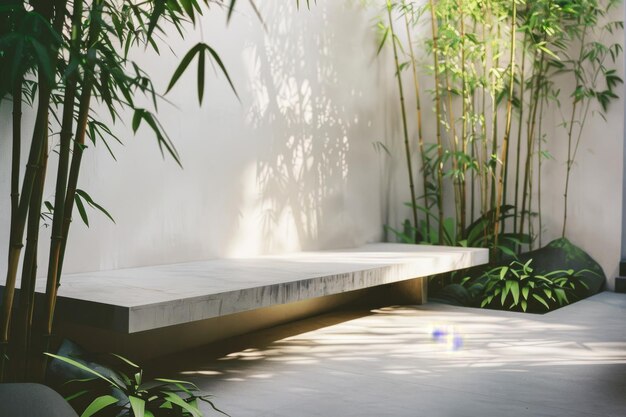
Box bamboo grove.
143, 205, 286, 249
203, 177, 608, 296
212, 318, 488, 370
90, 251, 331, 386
0, 0, 255, 382
380, 0, 623, 257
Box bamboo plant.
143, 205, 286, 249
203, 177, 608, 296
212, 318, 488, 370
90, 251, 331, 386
0, 0, 243, 383
378, 0, 622, 261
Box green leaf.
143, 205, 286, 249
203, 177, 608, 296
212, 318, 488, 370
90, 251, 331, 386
74, 194, 89, 227
30, 38, 54, 83
80, 395, 119, 417
511, 281, 520, 305
203, 44, 239, 100
154, 378, 200, 391
111, 353, 140, 369
166, 44, 202, 94
554, 288, 569, 305
167, 43, 238, 105
501, 281, 511, 305
521, 286, 529, 300
197, 47, 205, 104
162, 392, 201, 417
499, 266, 509, 280
45, 353, 118, 387
532, 294, 550, 310
376, 27, 389, 56
65, 390, 89, 402
227, 0, 238, 22
521, 300, 527, 312
180, 0, 195, 23
129, 396, 145, 417
499, 245, 516, 257
76, 189, 115, 224
132, 108, 145, 132
147, 0, 166, 39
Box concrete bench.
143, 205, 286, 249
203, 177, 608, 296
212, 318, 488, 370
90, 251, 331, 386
43, 243, 487, 359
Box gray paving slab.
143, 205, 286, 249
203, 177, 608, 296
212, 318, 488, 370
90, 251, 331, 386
24, 243, 488, 332
157, 292, 626, 417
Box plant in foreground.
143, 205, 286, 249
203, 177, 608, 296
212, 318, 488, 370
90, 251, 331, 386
462, 259, 592, 312
46, 353, 226, 417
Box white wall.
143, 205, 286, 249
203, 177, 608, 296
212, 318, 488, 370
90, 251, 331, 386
0, 0, 623, 289
0, 1, 396, 274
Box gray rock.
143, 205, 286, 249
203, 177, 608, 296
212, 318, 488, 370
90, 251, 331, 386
0, 383, 78, 417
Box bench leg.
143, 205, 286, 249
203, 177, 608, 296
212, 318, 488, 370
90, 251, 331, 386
384, 277, 428, 305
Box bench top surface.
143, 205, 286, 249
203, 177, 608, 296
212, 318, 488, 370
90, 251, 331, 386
26, 243, 488, 332
53, 243, 486, 306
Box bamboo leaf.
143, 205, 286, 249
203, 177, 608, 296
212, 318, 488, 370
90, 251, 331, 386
74, 194, 90, 227
180, 0, 195, 23
227, 0, 238, 22
76, 189, 115, 223
132, 108, 145, 132
204, 44, 239, 100
376, 27, 389, 57
80, 395, 119, 417
197, 47, 205, 104
166, 44, 202, 94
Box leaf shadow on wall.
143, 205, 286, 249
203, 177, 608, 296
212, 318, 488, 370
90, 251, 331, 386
243, 1, 377, 252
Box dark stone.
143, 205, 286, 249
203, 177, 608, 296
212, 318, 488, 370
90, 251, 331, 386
0, 383, 78, 417
429, 284, 472, 306
514, 238, 606, 298
46, 339, 115, 390
615, 277, 626, 293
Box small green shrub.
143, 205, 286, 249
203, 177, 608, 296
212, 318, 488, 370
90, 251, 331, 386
45, 353, 227, 417
462, 259, 592, 313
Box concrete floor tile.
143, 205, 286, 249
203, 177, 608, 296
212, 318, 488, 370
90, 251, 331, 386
152, 292, 626, 417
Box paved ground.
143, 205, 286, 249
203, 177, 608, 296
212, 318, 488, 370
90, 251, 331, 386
155, 292, 626, 417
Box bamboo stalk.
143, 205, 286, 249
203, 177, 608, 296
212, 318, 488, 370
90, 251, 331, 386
493, 0, 516, 249
403, 2, 429, 239
489, 20, 501, 222
0, 78, 52, 379
385, 1, 419, 241
10, 79, 22, 245
562, 23, 588, 238
459, 0, 467, 238
44, 0, 101, 345
444, 67, 463, 240
0, 0, 67, 381
537, 89, 545, 247
519, 49, 544, 237
513, 33, 527, 237
16, 127, 48, 381
42, 0, 84, 340
428, 0, 445, 244
480, 10, 489, 218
